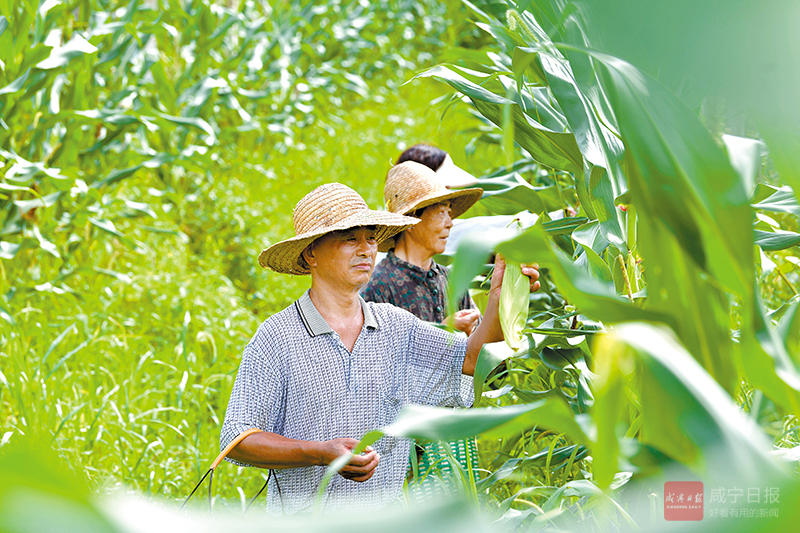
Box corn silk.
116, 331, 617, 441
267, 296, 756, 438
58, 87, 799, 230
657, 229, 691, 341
499, 260, 529, 351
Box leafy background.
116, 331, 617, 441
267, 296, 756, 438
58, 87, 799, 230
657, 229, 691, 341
2, 0, 800, 531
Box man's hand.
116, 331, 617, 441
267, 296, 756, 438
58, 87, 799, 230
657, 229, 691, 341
447, 308, 481, 336
489, 256, 540, 298
462, 256, 540, 375
323, 438, 380, 482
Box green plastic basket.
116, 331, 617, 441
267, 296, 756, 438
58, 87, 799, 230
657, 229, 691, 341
405, 437, 480, 501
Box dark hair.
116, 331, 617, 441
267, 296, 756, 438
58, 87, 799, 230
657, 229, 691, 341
396, 143, 447, 171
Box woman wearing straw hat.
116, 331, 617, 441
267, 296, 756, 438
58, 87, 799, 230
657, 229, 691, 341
361, 160, 486, 498
362, 160, 484, 334
219, 182, 539, 514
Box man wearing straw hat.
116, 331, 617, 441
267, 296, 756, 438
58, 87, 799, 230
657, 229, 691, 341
220, 182, 539, 514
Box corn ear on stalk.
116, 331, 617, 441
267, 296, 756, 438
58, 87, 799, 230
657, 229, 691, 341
499, 260, 529, 351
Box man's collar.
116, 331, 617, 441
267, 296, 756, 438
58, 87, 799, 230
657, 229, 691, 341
295, 289, 379, 337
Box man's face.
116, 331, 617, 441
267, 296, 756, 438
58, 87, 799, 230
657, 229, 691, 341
408, 201, 453, 256
304, 226, 378, 290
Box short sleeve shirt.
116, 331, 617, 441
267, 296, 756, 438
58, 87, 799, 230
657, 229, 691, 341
361, 250, 475, 323
219, 290, 470, 514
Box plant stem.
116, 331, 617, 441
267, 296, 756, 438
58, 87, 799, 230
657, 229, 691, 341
618, 255, 634, 302
776, 269, 798, 296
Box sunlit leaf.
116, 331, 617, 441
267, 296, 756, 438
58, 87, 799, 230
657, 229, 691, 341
37, 35, 97, 69
0, 69, 30, 96
596, 323, 784, 481
382, 400, 589, 444
13, 192, 60, 215
497, 223, 670, 324
722, 134, 764, 194
155, 113, 216, 142
446, 228, 516, 318
29, 225, 59, 258
753, 187, 800, 216
0, 295, 14, 325
0, 241, 20, 260
414, 65, 583, 172
754, 230, 800, 251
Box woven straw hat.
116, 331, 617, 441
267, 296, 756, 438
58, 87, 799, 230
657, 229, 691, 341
379, 161, 483, 252
258, 183, 418, 275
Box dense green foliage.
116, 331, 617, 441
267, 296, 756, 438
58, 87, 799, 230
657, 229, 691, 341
421, 0, 800, 526
0, 0, 493, 502
2, 0, 800, 531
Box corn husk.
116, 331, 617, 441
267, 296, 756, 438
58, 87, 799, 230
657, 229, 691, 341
499, 260, 529, 351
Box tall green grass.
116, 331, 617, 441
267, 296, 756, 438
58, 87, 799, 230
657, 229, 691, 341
0, 0, 503, 505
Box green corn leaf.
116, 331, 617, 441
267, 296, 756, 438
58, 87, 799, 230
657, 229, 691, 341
596, 323, 784, 482
497, 223, 671, 324
590, 49, 754, 296
739, 291, 800, 413
473, 337, 529, 404
155, 113, 216, 143
542, 216, 589, 235
472, 162, 548, 215
29, 225, 59, 258
446, 228, 517, 319
413, 65, 583, 173
13, 191, 60, 215
0, 68, 30, 96
0, 295, 14, 325
753, 187, 800, 216
754, 229, 800, 251
36, 35, 97, 70
778, 302, 800, 357
41, 323, 77, 369
383, 400, 589, 444
722, 134, 764, 194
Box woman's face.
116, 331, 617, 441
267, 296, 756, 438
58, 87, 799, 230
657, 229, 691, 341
406, 201, 453, 256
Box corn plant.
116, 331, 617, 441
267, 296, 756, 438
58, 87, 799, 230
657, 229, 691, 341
413, 0, 800, 528
2, 0, 800, 531
0, 0, 481, 506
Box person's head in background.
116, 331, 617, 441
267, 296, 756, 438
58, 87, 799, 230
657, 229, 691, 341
396, 143, 479, 189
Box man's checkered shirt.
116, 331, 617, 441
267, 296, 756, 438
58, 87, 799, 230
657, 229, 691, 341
220, 290, 472, 514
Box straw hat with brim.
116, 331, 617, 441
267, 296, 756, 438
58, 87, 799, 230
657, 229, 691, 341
379, 161, 483, 252
258, 183, 419, 275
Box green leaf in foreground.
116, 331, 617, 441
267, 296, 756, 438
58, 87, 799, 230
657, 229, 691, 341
473, 338, 530, 404
591, 50, 754, 296
317, 399, 588, 507
383, 400, 588, 444
497, 223, 670, 324
446, 228, 517, 318
594, 323, 784, 483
